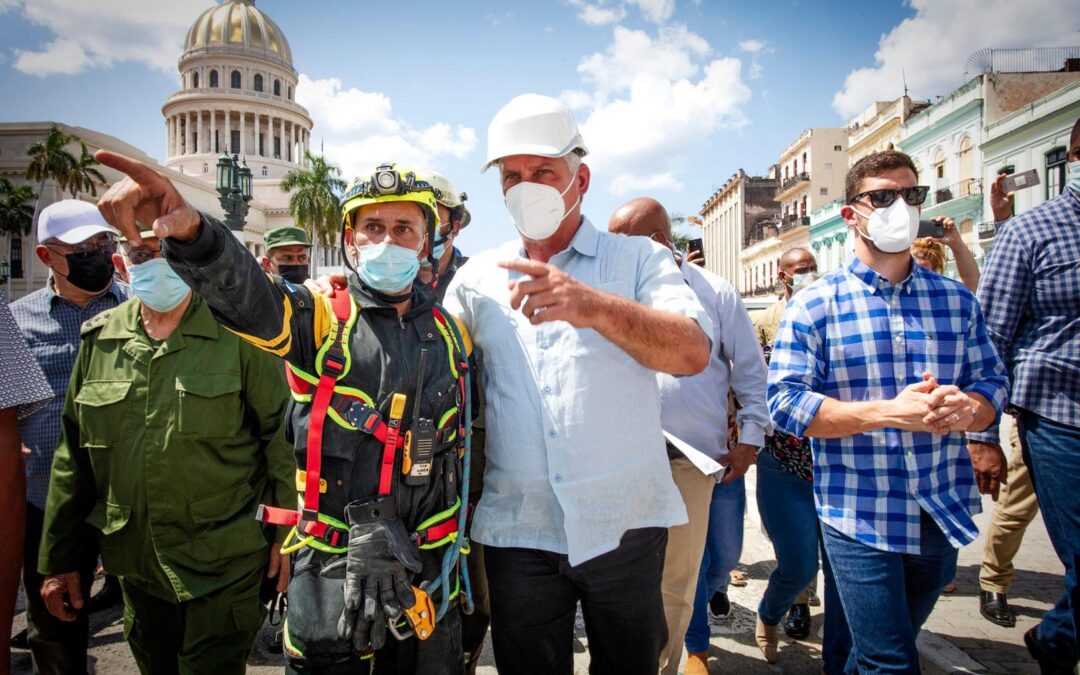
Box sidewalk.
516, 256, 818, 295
10, 465, 1062, 674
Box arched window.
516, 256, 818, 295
231, 70, 241, 89
193, 71, 200, 88
254, 74, 263, 92
933, 148, 946, 180
288, 85, 292, 100
274, 79, 281, 96
958, 136, 974, 195
1047, 146, 1067, 198
209, 69, 219, 87
261, 165, 268, 177
802, 151, 808, 174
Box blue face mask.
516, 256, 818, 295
792, 271, 821, 294
129, 258, 191, 312
419, 234, 451, 268
356, 242, 421, 294
1068, 160, 1080, 193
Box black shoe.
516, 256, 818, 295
784, 603, 811, 639
10, 627, 28, 650
89, 575, 123, 613
979, 591, 1016, 628
708, 592, 730, 622
1024, 626, 1074, 675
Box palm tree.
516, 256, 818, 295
0, 178, 37, 235
66, 142, 107, 198
25, 125, 77, 202
280, 152, 346, 247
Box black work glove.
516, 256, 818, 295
335, 495, 423, 652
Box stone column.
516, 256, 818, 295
165, 117, 172, 158
239, 109, 246, 156
225, 109, 231, 154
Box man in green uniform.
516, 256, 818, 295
92, 151, 474, 675
261, 226, 313, 285
37, 229, 295, 675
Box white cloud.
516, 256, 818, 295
6, 0, 213, 76
295, 75, 477, 182
579, 4, 626, 26
572, 25, 752, 195
626, 0, 675, 23
833, 0, 1079, 118
748, 61, 763, 80
738, 39, 768, 53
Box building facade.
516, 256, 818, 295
699, 167, 780, 288
846, 97, 930, 168
808, 198, 848, 274
0, 0, 344, 301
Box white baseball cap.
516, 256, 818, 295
38, 199, 119, 244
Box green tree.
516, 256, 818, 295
280, 152, 347, 247
25, 125, 77, 201
0, 178, 37, 236
67, 142, 107, 198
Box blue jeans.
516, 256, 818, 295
822, 511, 957, 674
756, 453, 852, 673
1019, 409, 1080, 669
684, 477, 745, 653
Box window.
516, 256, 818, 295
820, 187, 828, 196
231, 129, 240, 154
933, 148, 946, 180
274, 137, 281, 159
259, 133, 265, 156
214, 129, 220, 153
192, 132, 198, 153
254, 74, 263, 92
193, 71, 199, 88
802, 151, 808, 170
288, 85, 292, 99
202, 163, 208, 174
10, 233, 22, 278
209, 69, 219, 87
261, 166, 268, 177
1047, 147, 1067, 198
825, 162, 832, 170
274, 79, 281, 96
231, 70, 241, 89
958, 136, 974, 195
833, 144, 842, 151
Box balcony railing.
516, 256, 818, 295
779, 172, 810, 194
779, 214, 810, 232
931, 178, 981, 206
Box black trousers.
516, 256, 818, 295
484, 527, 668, 675
22, 504, 97, 675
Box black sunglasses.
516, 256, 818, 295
126, 247, 164, 266
848, 186, 930, 208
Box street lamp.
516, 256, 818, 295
0, 259, 9, 284
215, 153, 253, 231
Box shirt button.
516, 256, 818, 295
538, 341, 549, 350
547, 430, 557, 439
543, 385, 552, 394
553, 474, 562, 483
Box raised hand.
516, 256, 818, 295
94, 150, 202, 246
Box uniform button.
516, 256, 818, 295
553, 474, 562, 482
547, 430, 557, 439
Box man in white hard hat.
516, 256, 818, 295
441, 93, 713, 674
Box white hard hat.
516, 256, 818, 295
481, 94, 588, 173
38, 199, 118, 244
422, 169, 472, 228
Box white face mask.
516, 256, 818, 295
850, 199, 920, 254
504, 174, 579, 241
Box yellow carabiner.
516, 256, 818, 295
279, 526, 316, 555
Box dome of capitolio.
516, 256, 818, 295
183, 0, 293, 67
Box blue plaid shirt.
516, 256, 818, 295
969, 187, 1080, 442
767, 256, 1008, 553
11, 280, 127, 510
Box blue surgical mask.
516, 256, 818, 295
420, 235, 451, 268
356, 242, 421, 294
792, 271, 821, 294
1067, 160, 1080, 193
129, 258, 191, 312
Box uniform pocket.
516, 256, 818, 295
175, 373, 242, 437
185, 480, 267, 564
75, 380, 132, 448
87, 499, 131, 535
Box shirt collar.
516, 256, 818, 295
844, 254, 918, 294
532, 216, 598, 260
47, 278, 126, 308
98, 294, 218, 341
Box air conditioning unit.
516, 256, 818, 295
935, 188, 953, 203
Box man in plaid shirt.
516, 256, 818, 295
768, 150, 1009, 674
971, 118, 1080, 674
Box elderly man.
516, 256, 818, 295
608, 197, 769, 675
93, 153, 475, 674
0, 293, 53, 674
260, 226, 313, 285
442, 94, 711, 674
37, 226, 293, 674
11, 199, 128, 674
971, 118, 1080, 673
768, 150, 1008, 673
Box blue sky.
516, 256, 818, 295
1, 0, 1075, 254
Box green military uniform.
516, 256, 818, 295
39, 294, 295, 675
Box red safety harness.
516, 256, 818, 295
257, 288, 459, 550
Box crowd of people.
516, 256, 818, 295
1, 95, 1078, 675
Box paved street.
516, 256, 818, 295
10, 464, 1062, 674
